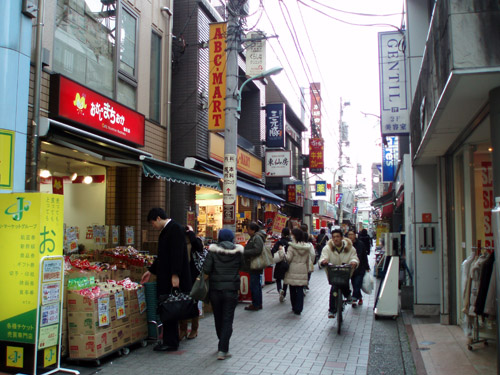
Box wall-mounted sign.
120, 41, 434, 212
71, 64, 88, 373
265, 150, 291, 177
265, 103, 285, 148
310, 82, 321, 138
49, 75, 145, 146
309, 138, 324, 173
208, 22, 227, 131
378, 31, 409, 135
0, 130, 14, 190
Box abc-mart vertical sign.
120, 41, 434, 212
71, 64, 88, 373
378, 31, 409, 136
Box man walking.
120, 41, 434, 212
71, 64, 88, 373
141, 208, 192, 351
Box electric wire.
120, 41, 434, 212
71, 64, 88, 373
306, 0, 403, 17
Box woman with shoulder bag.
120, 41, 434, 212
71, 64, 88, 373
203, 229, 244, 360
272, 227, 291, 303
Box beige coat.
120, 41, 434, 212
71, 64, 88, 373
277, 241, 314, 286
319, 238, 359, 275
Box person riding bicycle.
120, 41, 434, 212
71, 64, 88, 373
319, 229, 359, 319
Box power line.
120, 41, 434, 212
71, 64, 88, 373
307, 0, 404, 18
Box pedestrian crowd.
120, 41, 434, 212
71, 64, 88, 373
141, 208, 373, 360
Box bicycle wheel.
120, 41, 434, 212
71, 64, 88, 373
336, 292, 343, 334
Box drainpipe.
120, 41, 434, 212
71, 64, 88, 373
163, 3, 173, 214
29, 0, 45, 191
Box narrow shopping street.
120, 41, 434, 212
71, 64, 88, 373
63, 268, 376, 375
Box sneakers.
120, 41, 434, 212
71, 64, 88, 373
352, 301, 357, 308
217, 351, 232, 360
279, 289, 285, 303
328, 311, 336, 319
346, 294, 353, 303
358, 298, 363, 306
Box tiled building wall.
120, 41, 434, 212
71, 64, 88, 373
141, 176, 167, 243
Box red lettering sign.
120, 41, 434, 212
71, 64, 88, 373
309, 138, 324, 173
50, 75, 145, 146
287, 184, 296, 203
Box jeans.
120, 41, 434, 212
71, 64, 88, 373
351, 273, 364, 300
289, 285, 304, 313
276, 279, 288, 296
329, 285, 350, 313
209, 289, 238, 353
249, 273, 262, 307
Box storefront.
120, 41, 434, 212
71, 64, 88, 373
450, 116, 496, 345
39, 74, 220, 252
311, 200, 336, 234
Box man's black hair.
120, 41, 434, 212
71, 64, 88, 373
281, 227, 290, 236
248, 222, 261, 232
332, 228, 343, 237
320, 228, 326, 234
147, 207, 167, 222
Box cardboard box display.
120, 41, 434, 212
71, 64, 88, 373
114, 324, 131, 349
67, 290, 114, 312
131, 324, 148, 342
62, 307, 68, 332
67, 311, 111, 335
129, 312, 147, 328
68, 328, 114, 359
128, 299, 139, 315
61, 329, 68, 357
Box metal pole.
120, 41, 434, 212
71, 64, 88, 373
222, 0, 243, 232
29, 0, 45, 191
337, 97, 344, 227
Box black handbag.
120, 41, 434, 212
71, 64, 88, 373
273, 258, 289, 280
189, 270, 209, 302
158, 289, 199, 322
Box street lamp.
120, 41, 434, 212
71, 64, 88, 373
222, 66, 283, 232
236, 67, 283, 112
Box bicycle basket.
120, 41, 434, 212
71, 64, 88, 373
327, 265, 351, 287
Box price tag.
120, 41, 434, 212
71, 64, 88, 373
115, 291, 126, 319
137, 287, 147, 314
98, 296, 110, 327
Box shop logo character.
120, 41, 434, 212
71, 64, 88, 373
73, 93, 87, 114
5, 197, 31, 221
39, 226, 56, 254
6, 346, 23, 368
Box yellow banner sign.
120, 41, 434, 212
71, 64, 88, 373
209, 133, 262, 179
0, 130, 15, 190
0, 193, 64, 344
208, 22, 227, 131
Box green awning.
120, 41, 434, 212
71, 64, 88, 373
142, 158, 220, 189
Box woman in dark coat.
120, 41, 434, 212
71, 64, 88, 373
347, 230, 370, 306
203, 229, 244, 360
243, 222, 267, 311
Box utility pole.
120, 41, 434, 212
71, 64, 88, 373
222, 0, 243, 232
337, 97, 349, 227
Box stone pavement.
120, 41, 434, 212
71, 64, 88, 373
61, 265, 383, 375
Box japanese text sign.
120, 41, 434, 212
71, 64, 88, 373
309, 138, 324, 173
208, 22, 227, 131
315, 181, 327, 196
50, 75, 145, 146
287, 184, 296, 203
0, 193, 63, 349
265, 150, 291, 177
246, 31, 266, 77
271, 213, 288, 235
378, 31, 409, 135
265, 103, 286, 148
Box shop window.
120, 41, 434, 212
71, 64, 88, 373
53, 0, 138, 107
149, 31, 162, 123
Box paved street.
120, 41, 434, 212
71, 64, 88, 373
62, 266, 379, 375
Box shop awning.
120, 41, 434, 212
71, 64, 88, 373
142, 158, 221, 189
200, 165, 285, 205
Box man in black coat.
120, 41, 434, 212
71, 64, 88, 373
347, 230, 370, 307
141, 208, 192, 351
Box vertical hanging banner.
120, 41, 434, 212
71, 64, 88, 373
310, 82, 321, 138
378, 31, 409, 135
0, 130, 14, 190
265, 103, 286, 148
315, 181, 327, 196
309, 138, 324, 174
287, 185, 296, 203
208, 22, 227, 132
482, 161, 494, 248
245, 31, 266, 77
0, 193, 64, 374
223, 154, 237, 225
382, 136, 398, 182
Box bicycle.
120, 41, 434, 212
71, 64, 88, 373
327, 264, 353, 334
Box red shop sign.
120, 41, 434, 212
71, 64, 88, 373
287, 184, 296, 203
50, 74, 145, 146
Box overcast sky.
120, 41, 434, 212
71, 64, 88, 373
247, 0, 405, 195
